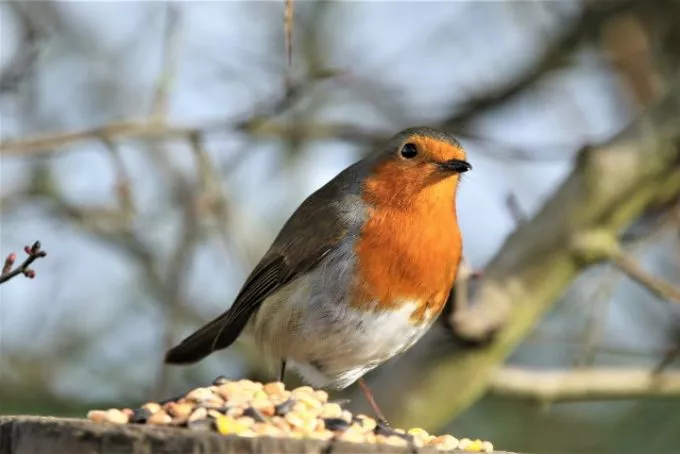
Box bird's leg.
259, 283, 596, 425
358, 378, 390, 427
279, 360, 287, 382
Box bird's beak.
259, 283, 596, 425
437, 159, 472, 173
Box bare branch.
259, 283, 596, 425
0, 70, 340, 158
600, 12, 664, 110
0, 241, 47, 285
101, 138, 135, 223
489, 367, 680, 403
0, 120, 207, 156
151, 5, 181, 120
154, 176, 200, 399
574, 206, 680, 366
572, 227, 680, 305
574, 263, 621, 367
612, 249, 680, 304
186, 132, 238, 260
188, 132, 224, 213
0, 2, 44, 94
442, 1, 639, 132
0, 119, 378, 158
285, 0, 293, 66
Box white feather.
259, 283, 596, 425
244, 240, 435, 389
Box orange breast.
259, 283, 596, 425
351, 159, 463, 324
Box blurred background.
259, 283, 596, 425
1, 1, 680, 453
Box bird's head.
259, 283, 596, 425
364, 127, 471, 208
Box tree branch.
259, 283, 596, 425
489, 367, 680, 403
441, 0, 639, 131
453, 84, 680, 342
0, 2, 44, 94
0, 120, 206, 156
366, 82, 680, 430
0, 69, 339, 157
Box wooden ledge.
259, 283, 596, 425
0, 415, 516, 454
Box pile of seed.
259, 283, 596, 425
87, 377, 494, 452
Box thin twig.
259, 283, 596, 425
187, 133, 265, 280
576, 210, 678, 367
612, 251, 680, 304
0, 241, 47, 285
0, 2, 44, 94
575, 264, 620, 368
572, 223, 680, 306
188, 132, 221, 206
187, 132, 234, 256
285, 0, 293, 65
101, 138, 134, 222
151, 5, 181, 120
0, 73, 341, 158
505, 192, 528, 225
154, 176, 200, 399
0, 120, 208, 156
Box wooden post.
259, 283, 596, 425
0, 416, 515, 454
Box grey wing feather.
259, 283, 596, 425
164, 160, 368, 365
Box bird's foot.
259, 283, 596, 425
375, 417, 392, 431
375, 417, 414, 442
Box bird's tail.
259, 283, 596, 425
164, 312, 233, 364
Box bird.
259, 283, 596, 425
165, 126, 471, 424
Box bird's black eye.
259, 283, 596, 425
400, 143, 418, 159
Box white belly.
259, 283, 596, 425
244, 243, 435, 389
289, 302, 433, 389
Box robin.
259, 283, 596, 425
165, 126, 470, 424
